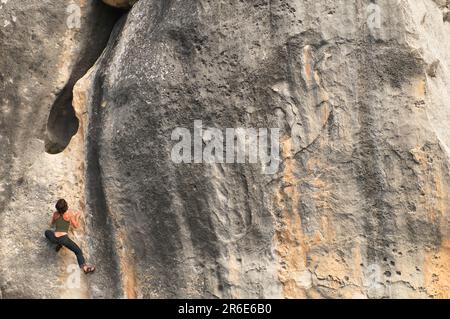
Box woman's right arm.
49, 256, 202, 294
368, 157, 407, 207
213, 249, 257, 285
70, 211, 80, 229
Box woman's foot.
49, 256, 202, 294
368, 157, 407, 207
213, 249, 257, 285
82, 264, 95, 274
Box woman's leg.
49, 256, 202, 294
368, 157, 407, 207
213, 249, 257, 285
44, 230, 58, 244
58, 236, 86, 267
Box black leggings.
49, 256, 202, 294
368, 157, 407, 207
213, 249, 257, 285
45, 230, 86, 267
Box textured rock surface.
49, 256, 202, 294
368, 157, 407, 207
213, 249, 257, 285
0, 0, 120, 298
1, 0, 450, 298
102, 0, 138, 9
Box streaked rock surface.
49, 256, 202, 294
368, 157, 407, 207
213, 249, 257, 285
1, 0, 449, 298
102, 0, 138, 9
0, 0, 119, 298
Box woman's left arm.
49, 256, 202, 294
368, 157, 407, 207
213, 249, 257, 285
51, 212, 58, 225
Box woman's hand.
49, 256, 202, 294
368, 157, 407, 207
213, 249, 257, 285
70, 211, 83, 228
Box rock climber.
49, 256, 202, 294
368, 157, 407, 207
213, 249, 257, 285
44, 198, 95, 274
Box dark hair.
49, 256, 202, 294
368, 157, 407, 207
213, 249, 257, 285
55, 199, 68, 214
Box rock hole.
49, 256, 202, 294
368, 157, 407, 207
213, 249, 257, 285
44, 2, 124, 154
44, 85, 79, 154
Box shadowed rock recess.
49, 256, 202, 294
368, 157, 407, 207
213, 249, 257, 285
1, 0, 449, 298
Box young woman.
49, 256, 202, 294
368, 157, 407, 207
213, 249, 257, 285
44, 199, 95, 274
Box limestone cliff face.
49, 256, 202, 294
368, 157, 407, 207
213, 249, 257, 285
0, 0, 120, 298
1, 0, 450, 299
102, 0, 138, 9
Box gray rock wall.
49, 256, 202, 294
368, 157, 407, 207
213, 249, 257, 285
0, 0, 120, 298
1, 0, 449, 298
